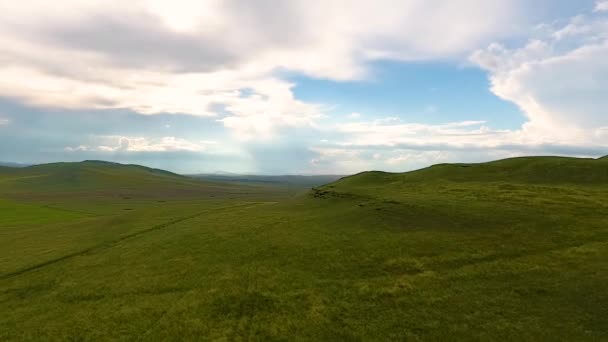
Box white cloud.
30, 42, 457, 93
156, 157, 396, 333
304, 112, 608, 173
0, 117, 9, 125
595, 1, 608, 12
3, 1, 606, 175
309, 147, 371, 174
308, 141, 524, 174
0, 0, 525, 138
335, 118, 509, 148
470, 13, 608, 146
65, 136, 211, 153
306, 118, 501, 173
386, 151, 448, 166
216, 80, 323, 140
551, 16, 593, 40
308, 9, 608, 174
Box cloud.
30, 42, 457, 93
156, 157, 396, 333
307, 119, 495, 173
595, 1, 608, 12
0, 117, 9, 125
304, 113, 608, 173
334, 119, 509, 148
216, 80, 323, 140
0, 0, 526, 138
2, 1, 606, 175
309, 147, 372, 174
310, 8, 608, 174
308, 142, 521, 174
386, 151, 450, 166
65, 136, 211, 153
470, 12, 608, 146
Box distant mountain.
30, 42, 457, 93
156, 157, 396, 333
190, 174, 345, 188
0, 161, 30, 168
208, 171, 241, 176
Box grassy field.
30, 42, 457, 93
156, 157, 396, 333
1, 157, 607, 340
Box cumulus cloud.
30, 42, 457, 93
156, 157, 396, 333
470, 12, 608, 146
1, 1, 606, 174
0, 0, 525, 138
595, 1, 608, 12
216, 80, 323, 140
308, 8, 608, 174
65, 136, 211, 153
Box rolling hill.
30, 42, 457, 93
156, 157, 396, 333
0, 160, 339, 194
0, 159, 292, 195
1, 156, 607, 340
0, 160, 293, 216
330, 156, 608, 188
0, 160, 191, 190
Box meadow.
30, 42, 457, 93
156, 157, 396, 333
1, 157, 607, 341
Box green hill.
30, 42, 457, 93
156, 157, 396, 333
1, 160, 190, 191
0, 161, 290, 216
327, 156, 608, 191
1, 156, 607, 340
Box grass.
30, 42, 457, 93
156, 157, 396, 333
1, 157, 607, 340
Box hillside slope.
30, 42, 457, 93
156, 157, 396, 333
0, 160, 191, 191
1, 156, 607, 340
0, 161, 289, 215
326, 156, 608, 193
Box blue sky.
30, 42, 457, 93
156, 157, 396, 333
290, 61, 526, 129
0, 0, 607, 174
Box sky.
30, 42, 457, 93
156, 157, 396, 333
0, 0, 607, 174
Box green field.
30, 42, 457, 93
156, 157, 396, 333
1, 157, 607, 340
